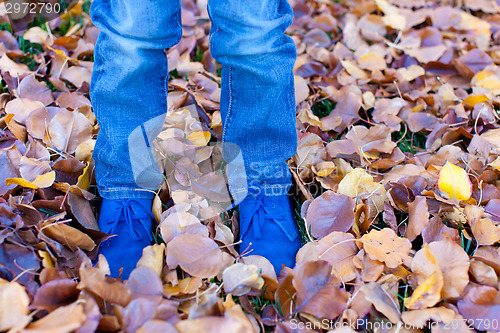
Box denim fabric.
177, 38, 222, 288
90, 0, 297, 199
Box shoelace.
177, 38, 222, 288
107, 199, 154, 241
239, 188, 285, 240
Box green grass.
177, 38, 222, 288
292, 195, 310, 245
311, 99, 336, 119
391, 125, 427, 154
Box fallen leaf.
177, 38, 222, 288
21, 302, 86, 333
48, 109, 92, 154
411, 239, 470, 300
296, 231, 358, 282
361, 228, 412, 268
436, 162, 472, 201
223, 263, 265, 296
6, 171, 56, 189
406, 196, 429, 241
0, 278, 30, 332
306, 191, 356, 238
136, 244, 165, 277
293, 261, 349, 320
166, 233, 224, 278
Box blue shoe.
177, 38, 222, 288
97, 198, 154, 279
238, 189, 302, 274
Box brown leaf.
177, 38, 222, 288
406, 196, 429, 241
48, 109, 92, 154
176, 316, 250, 333
360, 282, 401, 323
0, 278, 30, 332
320, 85, 362, 133
5, 98, 45, 124
126, 267, 163, 297
78, 256, 132, 306
464, 205, 500, 245
40, 221, 96, 252
121, 297, 161, 333
402, 307, 457, 329
166, 233, 224, 278
361, 228, 412, 268
223, 263, 265, 296
454, 48, 493, 79
67, 191, 99, 230
21, 302, 86, 333
138, 320, 179, 333
411, 239, 469, 300
296, 231, 358, 283
160, 212, 208, 243
457, 285, 500, 332
469, 260, 498, 287
18, 75, 54, 106
31, 279, 79, 312
136, 243, 165, 277
473, 245, 500, 274
293, 261, 349, 320
306, 191, 356, 238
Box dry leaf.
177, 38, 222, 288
0, 278, 30, 331
166, 233, 224, 278
293, 261, 349, 320
223, 263, 265, 296
361, 228, 412, 268
306, 191, 356, 238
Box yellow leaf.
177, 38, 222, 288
298, 108, 322, 127
38, 250, 54, 268
472, 66, 500, 95
5, 177, 38, 189
463, 95, 489, 108
438, 83, 460, 102
436, 162, 472, 201
211, 111, 222, 128
341, 60, 369, 80
32, 171, 56, 188
137, 244, 165, 277
338, 168, 386, 213
403, 271, 441, 309
186, 131, 211, 147
357, 53, 387, 71
312, 161, 336, 177
163, 277, 203, 297
375, 0, 406, 30
412, 104, 425, 113
152, 194, 162, 224
5, 171, 55, 189
76, 165, 90, 191
489, 156, 500, 171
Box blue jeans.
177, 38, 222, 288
89, 0, 297, 200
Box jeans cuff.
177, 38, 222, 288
98, 187, 156, 200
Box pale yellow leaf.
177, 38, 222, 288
186, 131, 211, 147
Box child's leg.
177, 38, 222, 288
207, 0, 297, 196
89, 0, 181, 278
207, 0, 301, 273
90, 0, 181, 200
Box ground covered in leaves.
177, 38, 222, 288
1, 0, 500, 332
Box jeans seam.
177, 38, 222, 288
163, 49, 169, 113
222, 66, 233, 145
